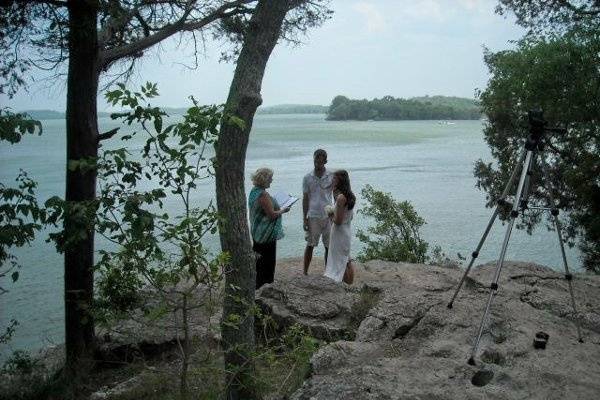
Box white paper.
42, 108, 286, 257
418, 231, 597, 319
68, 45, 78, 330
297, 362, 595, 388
273, 191, 299, 209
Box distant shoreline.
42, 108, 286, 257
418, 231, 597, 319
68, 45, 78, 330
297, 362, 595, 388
19, 95, 482, 121
17, 112, 485, 123
18, 104, 331, 120
326, 95, 481, 121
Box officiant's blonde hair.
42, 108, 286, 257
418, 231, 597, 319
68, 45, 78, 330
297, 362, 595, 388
251, 168, 274, 188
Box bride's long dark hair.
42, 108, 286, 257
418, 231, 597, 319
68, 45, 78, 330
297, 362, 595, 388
333, 170, 356, 210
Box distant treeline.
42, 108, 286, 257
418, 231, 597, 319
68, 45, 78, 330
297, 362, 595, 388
257, 104, 328, 114
22, 109, 113, 119
22, 96, 479, 121
23, 108, 191, 120
22, 104, 330, 120
326, 95, 481, 121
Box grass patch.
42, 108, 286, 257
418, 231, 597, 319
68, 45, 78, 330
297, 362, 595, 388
348, 286, 382, 337
255, 324, 320, 398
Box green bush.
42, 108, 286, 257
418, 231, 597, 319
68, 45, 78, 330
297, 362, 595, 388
476, 31, 600, 273
356, 185, 429, 263
1, 350, 37, 374
0, 110, 45, 344
0, 350, 57, 400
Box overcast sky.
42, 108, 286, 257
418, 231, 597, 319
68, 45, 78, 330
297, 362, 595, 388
1, 0, 526, 112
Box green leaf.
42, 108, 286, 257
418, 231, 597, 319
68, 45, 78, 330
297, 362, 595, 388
154, 116, 163, 133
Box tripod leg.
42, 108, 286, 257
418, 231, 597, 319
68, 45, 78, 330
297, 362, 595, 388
448, 149, 526, 309
447, 208, 498, 309
468, 150, 534, 365
539, 158, 584, 343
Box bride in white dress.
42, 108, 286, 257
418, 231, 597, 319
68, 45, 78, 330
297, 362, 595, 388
324, 170, 356, 284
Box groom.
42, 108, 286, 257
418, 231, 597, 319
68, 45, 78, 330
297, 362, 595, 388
302, 149, 333, 275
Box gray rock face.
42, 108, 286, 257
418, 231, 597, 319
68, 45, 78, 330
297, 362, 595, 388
256, 274, 363, 341
258, 260, 600, 400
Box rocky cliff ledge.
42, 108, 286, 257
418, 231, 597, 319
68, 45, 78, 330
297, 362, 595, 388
258, 259, 600, 399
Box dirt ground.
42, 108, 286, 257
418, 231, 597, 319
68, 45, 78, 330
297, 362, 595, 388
275, 256, 370, 284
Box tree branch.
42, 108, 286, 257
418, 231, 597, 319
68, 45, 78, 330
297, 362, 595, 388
134, 10, 151, 37
97, 0, 176, 47
99, 0, 257, 70
4, 0, 68, 7
98, 127, 120, 142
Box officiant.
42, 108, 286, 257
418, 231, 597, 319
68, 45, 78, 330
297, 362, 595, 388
248, 167, 291, 289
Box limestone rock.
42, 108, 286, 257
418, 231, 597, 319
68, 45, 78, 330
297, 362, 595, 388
260, 260, 600, 400
256, 274, 363, 341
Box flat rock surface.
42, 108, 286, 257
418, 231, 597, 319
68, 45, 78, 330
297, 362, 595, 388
256, 272, 363, 341
265, 258, 600, 400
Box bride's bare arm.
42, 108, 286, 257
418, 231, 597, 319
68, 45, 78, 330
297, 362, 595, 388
333, 194, 347, 225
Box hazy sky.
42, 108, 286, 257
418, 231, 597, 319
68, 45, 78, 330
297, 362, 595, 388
1, 0, 526, 111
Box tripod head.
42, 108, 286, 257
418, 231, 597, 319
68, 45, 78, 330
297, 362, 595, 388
525, 110, 547, 151
525, 109, 567, 151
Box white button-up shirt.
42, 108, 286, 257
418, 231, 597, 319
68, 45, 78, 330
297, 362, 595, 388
303, 169, 333, 218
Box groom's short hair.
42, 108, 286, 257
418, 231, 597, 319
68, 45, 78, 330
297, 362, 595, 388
314, 149, 327, 159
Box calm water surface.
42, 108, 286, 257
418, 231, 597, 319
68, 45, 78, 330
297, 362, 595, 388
0, 114, 582, 359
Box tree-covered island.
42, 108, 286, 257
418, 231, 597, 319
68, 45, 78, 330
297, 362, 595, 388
326, 95, 481, 121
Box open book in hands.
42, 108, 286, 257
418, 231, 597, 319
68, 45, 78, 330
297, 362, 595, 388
273, 191, 299, 209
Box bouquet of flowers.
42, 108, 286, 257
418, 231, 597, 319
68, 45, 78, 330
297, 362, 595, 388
324, 204, 335, 216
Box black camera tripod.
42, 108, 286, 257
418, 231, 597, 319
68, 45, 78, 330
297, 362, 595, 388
446, 110, 584, 365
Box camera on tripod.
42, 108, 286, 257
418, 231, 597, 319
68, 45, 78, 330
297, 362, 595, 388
526, 109, 566, 151
447, 107, 583, 365
526, 109, 548, 150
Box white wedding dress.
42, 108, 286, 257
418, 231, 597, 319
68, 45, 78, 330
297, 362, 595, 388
324, 208, 353, 282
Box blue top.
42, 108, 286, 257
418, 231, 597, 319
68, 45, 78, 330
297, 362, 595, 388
249, 187, 284, 244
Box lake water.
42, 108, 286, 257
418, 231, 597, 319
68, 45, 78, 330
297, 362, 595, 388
0, 114, 582, 360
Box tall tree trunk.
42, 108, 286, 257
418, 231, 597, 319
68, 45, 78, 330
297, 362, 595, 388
215, 1, 291, 399
64, 0, 100, 373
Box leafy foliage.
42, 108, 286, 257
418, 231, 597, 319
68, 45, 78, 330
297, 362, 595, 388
412, 95, 481, 110
93, 81, 226, 312
0, 170, 45, 291
476, 30, 600, 272
93, 82, 230, 397
327, 95, 481, 121
0, 109, 42, 143
0, 349, 67, 400
1, 350, 38, 374
356, 185, 429, 264
0, 109, 45, 343
496, 0, 600, 35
